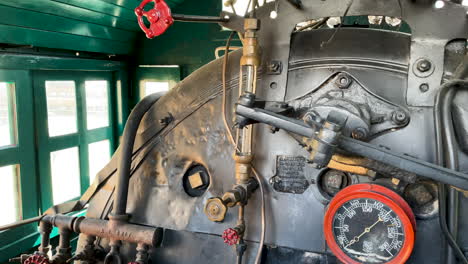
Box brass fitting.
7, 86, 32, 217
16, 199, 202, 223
204, 197, 228, 222
244, 18, 259, 31
234, 154, 253, 184
240, 18, 260, 67
204, 180, 258, 222
222, 190, 243, 207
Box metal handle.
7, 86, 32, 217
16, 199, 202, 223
134, 0, 174, 39
235, 103, 468, 190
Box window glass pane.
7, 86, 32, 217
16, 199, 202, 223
0, 82, 17, 147
88, 140, 111, 184
51, 147, 80, 204
45, 81, 77, 137
85, 81, 109, 130
222, 0, 274, 16
144, 81, 169, 97
0, 165, 20, 225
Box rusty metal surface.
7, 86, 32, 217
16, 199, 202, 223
42, 214, 162, 247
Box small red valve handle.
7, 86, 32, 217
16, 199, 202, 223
135, 0, 174, 39
222, 228, 240, 246
24, 254, 49, 264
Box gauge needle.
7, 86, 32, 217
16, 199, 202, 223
345, 217, 383, 248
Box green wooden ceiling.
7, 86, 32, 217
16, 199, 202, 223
0, 0, 185, 55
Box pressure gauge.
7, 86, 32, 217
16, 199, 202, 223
324, 184, 415, 264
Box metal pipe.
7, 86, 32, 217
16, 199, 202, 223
172, 14, 229, 23
0, 215, 43, 231
236, 104, 315, 137
446, 54, 468, 264
38, 221, 53, 255
68, 235, 96, 263
236, 205, 246, 264
58, 229, 72, 250
114, 93, 164, 217
236, 255, 243, 264
235, 103, 468, 189
135, 243, 149, 264
41, 214, 162, 247
338, 136, 468, 190
443, 89, 459, 264
245, 66, 255, 94
434, 78, 468, 264
104, 240, 122, 264
51, 228, 73, 264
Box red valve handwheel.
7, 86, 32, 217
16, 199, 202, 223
332, 183, 417, 230
24, 254, 49, 264
135, 0, 174, 39
222, 228, 240, 246
324, 184, 415, 264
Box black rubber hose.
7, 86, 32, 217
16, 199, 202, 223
113, 93, 165, 217
434, 79, 468, 264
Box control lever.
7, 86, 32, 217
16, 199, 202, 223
135, 0, 229, 38
235, 102, 468, 190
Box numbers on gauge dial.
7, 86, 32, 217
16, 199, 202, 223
332, 198, 405, 263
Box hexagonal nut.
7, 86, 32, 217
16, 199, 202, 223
244, 18, 259, 30
392, 110, 409, 125
204, 197, 227, 222
416, 60, 431, 72
335, 73, 352, 89
351, 127, 368, 140
222, 190, 241, 207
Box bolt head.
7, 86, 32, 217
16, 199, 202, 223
321, 170, 348, 196
222, 190, 241, 207
419, 83, 429, 93
351, 127, 368, 140
417, 60, 431, 72
267, 61, 282, 74
269, 63, 279, 71
392, 110, 408, 125
335, 73, 352, 89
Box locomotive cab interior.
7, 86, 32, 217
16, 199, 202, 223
0, 0, 468, 264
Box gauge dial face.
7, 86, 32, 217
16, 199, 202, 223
332, 198, 405, 263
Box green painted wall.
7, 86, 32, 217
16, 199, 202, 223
0, 0, 184, 55
136, 0, 242, 78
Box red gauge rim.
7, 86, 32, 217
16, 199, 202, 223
332, 183, 416, 230
324, 191, 415, 264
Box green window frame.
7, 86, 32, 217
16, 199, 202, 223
0, 70, 40, 258
33, 71, 117, 210
135, 66, 180, 103
0, 54, 130, 262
